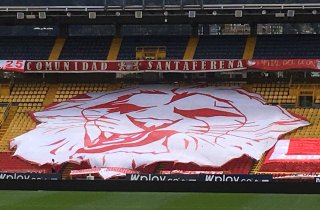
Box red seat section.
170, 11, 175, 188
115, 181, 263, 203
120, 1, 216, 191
160, 155, 254, 174
260, 139, 320, 173
0, 152, 50, 173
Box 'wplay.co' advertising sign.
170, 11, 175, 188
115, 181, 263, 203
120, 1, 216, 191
127, 174, 272, 182
0, 172, 61, 180
203, 174, 272, 182
127, 174, 199, 182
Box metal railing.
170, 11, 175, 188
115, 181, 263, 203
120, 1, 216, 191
0, 3, 320, 12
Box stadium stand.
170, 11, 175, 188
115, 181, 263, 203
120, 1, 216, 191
0, 80, 314, 177
59, 36, 113, 60
251, 83, 297, 105
284, 108, 320, 138
194, 35, 247, 59
2, 0, 320, 181
254, 35, 320, 59
1, 34, 320, 61
118, 36, 188, 60
53, 83, 121, 102
0, 152, 50, 173
158, 155, 254, 174
0, 103, 40, 152
0, 37, 55, 60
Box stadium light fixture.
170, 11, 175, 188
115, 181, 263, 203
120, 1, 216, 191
287, 10, 295, 17
26, 14, 36, 19
188, 11, 196, 18
212, 11, 217, 16
135, 11, 142, 19
66, 12, 72, 17
312, 10, 317, 15
235, 10, 242, 18
115, 11, 121, 16
89, 12, 96, 19
261, 10, 267, 15
16, 12, 24, 19
275, 12, 285, 18
164, 11, 168, 16
39, 12, 46, 19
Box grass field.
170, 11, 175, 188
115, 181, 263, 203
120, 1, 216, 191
0, 191, 319, 210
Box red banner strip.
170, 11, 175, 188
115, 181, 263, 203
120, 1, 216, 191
2, 59, 320, 73
25, 59, 246, 73
247, 59, 320, 71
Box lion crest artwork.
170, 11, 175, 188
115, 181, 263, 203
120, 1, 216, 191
11, 85, 308, 179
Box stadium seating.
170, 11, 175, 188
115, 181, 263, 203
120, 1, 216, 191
0, 105, 9, 127
53, 83, 121, 102
0, 104, 40, 151
59, 36, 113, 60
118, 36, 188, 60
259, 159, 320, 174
2, 34, 320, 60
0, 37, 55, 60
254, 35, 320, 59
159, 155, 254, 174
0, 83, 48, 103
284, 108, 320, 138
194, 35, 247, 59
251, 83, 297, 104
0, 152, 50, 173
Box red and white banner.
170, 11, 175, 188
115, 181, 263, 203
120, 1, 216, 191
70, 167, 138, 179
0, 60, 25, 73
2, 59, 320, 73
3, 59, 320, 73
264, 139, 320, 163
10, 86, 308, 179
25, 59, 246, 73
247, 59, 320, 71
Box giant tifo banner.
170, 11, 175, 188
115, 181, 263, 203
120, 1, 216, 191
10, 86, 308, 179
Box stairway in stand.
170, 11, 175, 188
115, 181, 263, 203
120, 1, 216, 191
61, 162, 74, 180
250, 152, 266, 174
154, 162, 168, 174
43, 84, 59, 106
0, 105, 17, 151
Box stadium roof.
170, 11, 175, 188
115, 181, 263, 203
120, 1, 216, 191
1, 0, 320, 6
0, 1, 320, 25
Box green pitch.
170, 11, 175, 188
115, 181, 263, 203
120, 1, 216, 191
0, 191, 319, 210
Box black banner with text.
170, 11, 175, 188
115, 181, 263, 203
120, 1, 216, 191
0, 172, 61, 180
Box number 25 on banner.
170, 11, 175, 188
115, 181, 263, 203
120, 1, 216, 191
2, 60, 25, 72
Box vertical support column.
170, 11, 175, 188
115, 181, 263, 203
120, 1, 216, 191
183, 36, 199, 60
242, 35, 257, 60
107, 37, 122, 60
